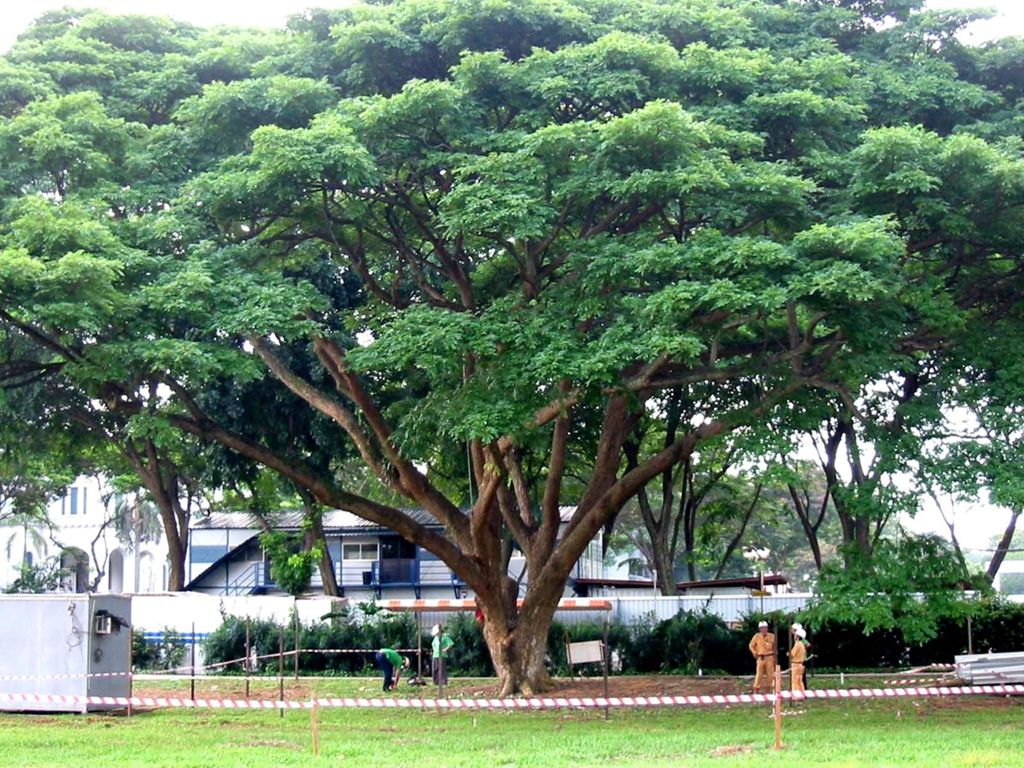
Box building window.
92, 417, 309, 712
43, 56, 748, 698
380, 537, 415, 559
342, 543, 378, 560
69, 487, 79, 515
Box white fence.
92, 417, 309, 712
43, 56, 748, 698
598, 594, 812, 626
129, 592, 815, 662
414, 595, 812, 632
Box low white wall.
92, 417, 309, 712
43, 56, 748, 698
130, 592, 816, 646
131, 592, 347, 636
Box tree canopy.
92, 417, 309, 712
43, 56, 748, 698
1, 0, 1023, 693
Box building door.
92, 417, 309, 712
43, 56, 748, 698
378, 536, 416, 583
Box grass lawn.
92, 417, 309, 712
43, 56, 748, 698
0, 678, 1020, 768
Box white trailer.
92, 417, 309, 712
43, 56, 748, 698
0, 594, 131, 712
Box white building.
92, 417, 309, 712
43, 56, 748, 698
3, 488, 609, 601
0, 477, 169, 594
186, 506, 606, 600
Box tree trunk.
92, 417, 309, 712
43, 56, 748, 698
787, 482, 824, 571
149, 492, 188, 591
482, 613, 555, 697
303, 513, 340, 596
712, 485, 759, 580
836, 507, 874, 567
122, 437, 190, 591
317, 544, 340, 597
475, 571, 561, 696
653, 545, 677, 596
683, 517, 698, 582
298, 496, 340, 597
625, 435, 681, 596
987, 509, 1021, 582
165, 526, 187, 591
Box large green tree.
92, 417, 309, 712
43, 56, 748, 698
2, 0, 1023, 693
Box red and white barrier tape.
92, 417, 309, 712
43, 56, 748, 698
0, 671, 130, 682
2, 684, 1021, 711
277, 648, 417, 656
141, 647, 419, 675
883, 677, 946, 686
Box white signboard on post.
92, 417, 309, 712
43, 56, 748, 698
567, 640, 605, 665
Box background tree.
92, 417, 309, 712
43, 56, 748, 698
915, 326, 1024, 583
0, 11, 317, 591
616, 418, 774, 592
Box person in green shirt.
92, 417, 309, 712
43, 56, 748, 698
375, 647, 408, 692
431, 624, 455, 687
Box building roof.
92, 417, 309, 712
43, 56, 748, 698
573, 575, 788, 591
191, 506, 579, 532
192, 509, 438, 531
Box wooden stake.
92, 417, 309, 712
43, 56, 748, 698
602, 619, 610, 721
773, 667, 783, 750
311, 700, 320, 756
278, 627, 285, 720
190, 622, 196, 702
244, 619, 251, 700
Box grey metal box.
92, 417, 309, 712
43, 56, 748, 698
0, 594, 131, 712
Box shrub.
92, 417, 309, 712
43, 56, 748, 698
443, 613, 493, 676
198, 598, 1024, 677
132, 628, 158, 670
132, 626, 188, 671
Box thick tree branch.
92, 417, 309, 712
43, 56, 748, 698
168, 412, 483, 589
249, 337, 392, 484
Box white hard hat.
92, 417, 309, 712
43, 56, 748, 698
758, 621, 768, 628
791, 622, 802, 630
431, 624, 441, 636
796, 628, 807, 639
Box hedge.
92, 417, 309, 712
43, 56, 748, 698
183, 598, 1024, 676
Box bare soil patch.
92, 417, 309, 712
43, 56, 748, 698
452, 675, 749, 699
708, 745, 754, 757
129, 675, 765, 701
127, 675, 1024, 711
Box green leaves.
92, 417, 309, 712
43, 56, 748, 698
596, 100, 710, 173
788, 219, 904, 303
809, 534, 988, 643
441, 151, 558, 240
260, 530, 323, 597
1, 0, 1022, 627
174, 75, 338, 153
0, 91, 134, 196
527, 32, 684, 118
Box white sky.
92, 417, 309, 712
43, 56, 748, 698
1, 0, 1023, 52
0, 0, 1018, 555
0, 1, 357, 53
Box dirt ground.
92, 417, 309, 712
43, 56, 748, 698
129, 673, 890, 701
129, 674, 747, 701
126, 674, 1023, 714
454, 675, 750, 698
